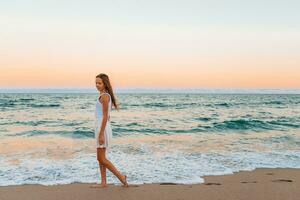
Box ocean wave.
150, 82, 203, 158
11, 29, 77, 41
264, 100, 284, 105
211, 102, 232, 107
120, 102, 200, 109
210, 119, 273, 131
84, 100, 297, 110
19, 98, 35, 101
3, 120, 58, 126
0, 100, 16, 107
0, 120, 86, 127
268, 118, 300, 128
9, 129, 94, 138
29, 103, 61, 108
195, 117, 213, 121
0, 101, 61, 108
3, 118, 300, 139
200, 117, 300, 132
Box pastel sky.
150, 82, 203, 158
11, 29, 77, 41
0, 0, 299, 89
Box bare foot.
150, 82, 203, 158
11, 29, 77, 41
90, 183, 107, 188
121, 175, 129, 187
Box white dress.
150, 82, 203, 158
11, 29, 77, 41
94, 92, 113, 152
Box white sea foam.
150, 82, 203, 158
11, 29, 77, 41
0, 148, 299, 186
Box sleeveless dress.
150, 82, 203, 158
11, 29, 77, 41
94, 92, 113, 152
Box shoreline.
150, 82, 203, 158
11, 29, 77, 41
0, 167, 299, 200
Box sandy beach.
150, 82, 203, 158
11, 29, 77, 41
0, 168, 299, 200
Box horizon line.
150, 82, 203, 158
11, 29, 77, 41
0, 87, 299, 94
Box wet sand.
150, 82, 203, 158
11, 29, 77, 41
0, 168, 299, 200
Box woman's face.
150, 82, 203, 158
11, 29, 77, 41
95, 77, 105, 92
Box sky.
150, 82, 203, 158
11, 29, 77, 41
0, 0, 299, 89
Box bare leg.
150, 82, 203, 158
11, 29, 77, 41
100, 164, 107, 184
90, 149, 107, 188
98, 147, 128, 187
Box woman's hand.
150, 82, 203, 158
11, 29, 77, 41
99, 133, 105, 145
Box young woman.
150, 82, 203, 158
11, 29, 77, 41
91, 73, 128, 188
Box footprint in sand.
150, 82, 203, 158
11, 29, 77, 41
204, 182, 222, 185
271, 179, 293, 182
160, 182, 178, 185
266, 173, 274, 175
241, 181, 257, 183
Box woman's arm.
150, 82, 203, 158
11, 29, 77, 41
99, 94, 110, 137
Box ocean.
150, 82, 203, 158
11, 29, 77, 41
0, 91, 300, 186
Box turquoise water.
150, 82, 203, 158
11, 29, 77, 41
0, 93, 299, 185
